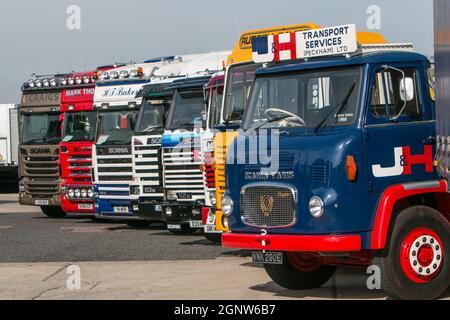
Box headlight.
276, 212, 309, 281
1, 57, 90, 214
309, 196, 324, 218
110, 71, 119, 79
167, 190, 177, 201
100, 72, 109, 80
35, 80, 42, 88
60, 78, 67, 86
120, 70, 129, 78
75, 188, 81, 198
68, 189, 75, 198
27, 80, 35, 88
222, 195, 233, 217
83, 76, 90, 84
81, 189, 88, 198
68, 78, 74, 85
50, 79, 57, 87
209, 192, 217, 206
130, 186, 140, 195
129, 69, 138, 77
222, 216, 229, 229
88, 189, 94, 198
75, 77, 82, 85
166, 207, 173, 216
43, 79, 50, 87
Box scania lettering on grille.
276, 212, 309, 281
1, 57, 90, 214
30, 148, 51, 154
245, 171, 294, 180
372, 145, 433, 178
108, 147, 129, 154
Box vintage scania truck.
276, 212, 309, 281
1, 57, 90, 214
222, 24, 449, 300
19, 74, 67, 218
92, 59, 174, 223
59, 70, 98, 214
160, 51, 230, 233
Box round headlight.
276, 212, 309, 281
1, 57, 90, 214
81, 189, 88, 198
88, 188, 94, 198
68, 78, 74, 85
74, 188, 81, 198
35, 80, 42, 88
209, 192, 217, 206
60, 78, 67, 86
167, 190, 177, 201
100, 72, 109, 80
119, 70, 129, 78
309, 196, 324, 218
110, 71, 119, 79
28, 80, 35, 88
43, 79, 50, 87
165, 207, 173, 216
129, 69, 138, 77
75, 77, 82, 85
222, 195, 233, 217
50, 78, 57, 87
83, 76, 90, 84
68, 189, 75, 198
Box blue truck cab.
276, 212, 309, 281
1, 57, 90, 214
222, 25, 450, 300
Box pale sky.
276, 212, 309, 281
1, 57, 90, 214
0, 0, 434, 103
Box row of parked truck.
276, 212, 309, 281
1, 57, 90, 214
17, 2, 450, 300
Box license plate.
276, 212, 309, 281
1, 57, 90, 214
204, 224, 217, 233
252, 252, 283, 265
178, 193, 192, 200
35, 200, 49, 206
78, 204, 93, 210
167, 224, 181, 231
154, 205, 162, 212
114, 206, 129, 213
189, 220, 203, 228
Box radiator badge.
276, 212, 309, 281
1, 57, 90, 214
260, 195, 274, 217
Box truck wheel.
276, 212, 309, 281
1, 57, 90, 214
264, 253, 336, 290
126, 220, 151, 229
374, 206, 450, 300
41, 206, 66, 219
204, 233, 222, 244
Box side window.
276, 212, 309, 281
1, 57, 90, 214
427, 64, 436, 101
371, 67, 420, 119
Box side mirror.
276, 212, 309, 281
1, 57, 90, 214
400, 77, 415, 102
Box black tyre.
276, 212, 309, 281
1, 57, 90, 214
373, 206, 450, 300
41, 206, 66, 219
204, 233, 222, 244
264, 252, 336, 290
126, 220, 151, 229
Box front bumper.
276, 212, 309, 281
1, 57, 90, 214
162, 203, 203, 227
19, 192, 61, 207
222, 233, 362, 253
133, 199, 164, 222
95, 198, 141, 221
61, 196, 95, 214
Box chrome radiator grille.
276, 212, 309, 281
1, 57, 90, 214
241, 185, 296, 228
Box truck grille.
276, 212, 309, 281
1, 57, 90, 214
22, 154, 60, 196
163, 146, 205, 202
133, 135, 163, 199
96, 153, 133, 183
241, 185, 296, 228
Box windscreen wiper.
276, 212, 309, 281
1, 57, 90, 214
314, 82, 356, 134
250, 115, 292, 131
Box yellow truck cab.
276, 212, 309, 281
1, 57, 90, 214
210, 24, 387, 236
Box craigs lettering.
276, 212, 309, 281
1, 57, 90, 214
30, 148, 51, 154
22, 93, 61, 106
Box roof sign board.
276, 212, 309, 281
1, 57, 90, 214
252, 24, 358, 63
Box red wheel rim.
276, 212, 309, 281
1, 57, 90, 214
400, 227, 444, 284
287, 253, 322, 272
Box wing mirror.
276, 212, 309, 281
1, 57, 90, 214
400, 77, 415, 102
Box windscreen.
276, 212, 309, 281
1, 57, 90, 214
63, 111, 97, 142
135, 100, 166, 134
166, 89, 204, 130
222, 64, 260, 124
97, 110, 136, 145
208, 85, 224, 129
20, 113, 61, 145
243, 67, 361, 131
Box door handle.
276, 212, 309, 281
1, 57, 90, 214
423, 136, 436, 145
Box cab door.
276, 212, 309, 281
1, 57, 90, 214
364, 63, 436, 194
